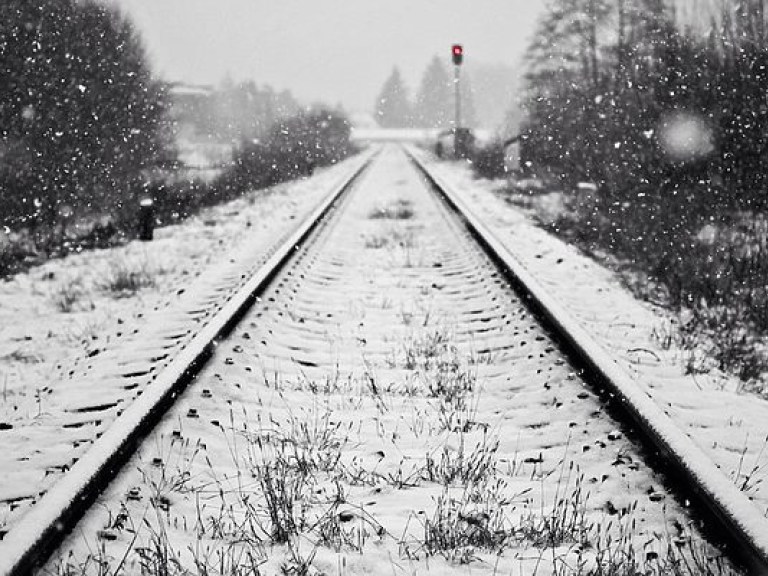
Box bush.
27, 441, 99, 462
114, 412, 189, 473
548, 183, 768, 382
228, 108, 353, 191
148, 108, 355, 226
472, 141, 507, 180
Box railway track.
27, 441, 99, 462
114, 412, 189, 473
1, 145, 767, 575
0, 155, 374, 543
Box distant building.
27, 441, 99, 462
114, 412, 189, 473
167, 83, 232, 170
168, 83, 216, 140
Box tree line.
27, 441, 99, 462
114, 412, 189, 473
523, 0, 768, 209
520, 0, 768, 304
0, 0, 354, 275
374, 56, 476, 129
518, 0, 768, 379
171, 79, 301, 148
148, 107, 352, 237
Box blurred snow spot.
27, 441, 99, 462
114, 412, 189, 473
514, 178, 545, 191
658, 111, 714, 162
696, 224, 719, 245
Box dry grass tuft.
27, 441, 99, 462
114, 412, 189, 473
369, 199, 414, 220
99, 258, 157, 297
51, 276, 88, 313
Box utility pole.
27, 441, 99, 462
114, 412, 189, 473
451, 44, 464, 157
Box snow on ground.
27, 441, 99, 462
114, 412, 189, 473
0, 154, 368, 535
417, 152, 768, 517
43, 147, 731, 576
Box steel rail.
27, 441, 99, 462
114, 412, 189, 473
0, 150, 377, 576
407, 147, 768, 574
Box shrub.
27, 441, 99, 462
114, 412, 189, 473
51, 276, 86, 313
229, 108, 354, 193
99, 259, 156, 297
472, 141, 507, 180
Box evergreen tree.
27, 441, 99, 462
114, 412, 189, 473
0, 0, 170, 230
374, 67, 411, 128
275, 89, 300, 119
413, 56, 452, 128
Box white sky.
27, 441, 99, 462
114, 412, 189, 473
110, 0, 546, 113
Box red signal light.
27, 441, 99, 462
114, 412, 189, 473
452, 44, 464, 65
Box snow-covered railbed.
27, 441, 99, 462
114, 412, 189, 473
411, 148, 768, 566
40, 146, 735, 575
0, 152, 372, 542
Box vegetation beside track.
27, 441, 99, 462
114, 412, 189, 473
0, 107, 355, 278
467, 0, 768, 395
0, 0, 356, 279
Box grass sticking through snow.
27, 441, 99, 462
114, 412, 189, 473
99, 258, 157, 297
368, 198, 414, 220
47, 327, 740, 576
51, 276, 88, 313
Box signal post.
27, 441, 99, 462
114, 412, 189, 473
451, 44, 470, 158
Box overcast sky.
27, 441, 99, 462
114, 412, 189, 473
111, 1, 546, 113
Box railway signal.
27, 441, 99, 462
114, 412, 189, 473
451, 44, 465, 157
451, 44, 464, 66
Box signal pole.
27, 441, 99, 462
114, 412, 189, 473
454, 64, 462, 131
451, 44, 464, 157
